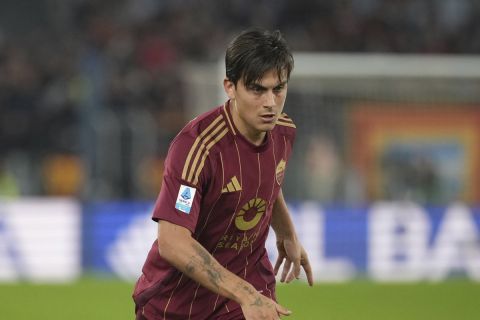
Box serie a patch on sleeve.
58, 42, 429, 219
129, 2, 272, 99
175, 184, 196, 214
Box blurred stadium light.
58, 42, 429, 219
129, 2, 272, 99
1, 0, 480, 285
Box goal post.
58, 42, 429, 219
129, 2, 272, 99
182, 54, 480, 205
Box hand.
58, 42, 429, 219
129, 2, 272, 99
241, 292, 291, 320
273, 238, 313, 286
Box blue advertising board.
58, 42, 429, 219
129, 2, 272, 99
83, 201, 480, 282
83, 202, 155, 277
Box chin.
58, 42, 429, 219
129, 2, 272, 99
258, 123, 276, 132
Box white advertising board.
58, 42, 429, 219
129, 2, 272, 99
0, 198, 81, 282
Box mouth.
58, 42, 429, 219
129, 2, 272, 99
260, 114, 276, 123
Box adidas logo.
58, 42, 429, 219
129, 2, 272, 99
221, 176, 242, 193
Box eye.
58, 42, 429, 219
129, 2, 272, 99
248, 85, 264, 94
273, 85, 285, 93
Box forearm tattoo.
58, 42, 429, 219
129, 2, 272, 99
184, 243, 268, 305
185, 260, 195, 274
187, 243, 224, 290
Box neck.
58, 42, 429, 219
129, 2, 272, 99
246, 131, 266, 146
230, 100, 266, 146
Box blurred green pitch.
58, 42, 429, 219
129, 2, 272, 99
0, 278, 479, 319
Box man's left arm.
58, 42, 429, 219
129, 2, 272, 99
271, 189, 314, 286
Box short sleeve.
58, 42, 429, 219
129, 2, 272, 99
152, 132, 206, 233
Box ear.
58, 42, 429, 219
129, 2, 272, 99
223, 78, 236, 99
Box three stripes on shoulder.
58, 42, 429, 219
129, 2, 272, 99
277, 113, 296, 128
181, 113, 295, 186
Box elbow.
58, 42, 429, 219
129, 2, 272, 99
157, 233, 173, 260
156, 220, 191, 262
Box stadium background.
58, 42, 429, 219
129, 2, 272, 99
1, 0, 480, 319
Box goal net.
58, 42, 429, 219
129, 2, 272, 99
183, 54, 480, 205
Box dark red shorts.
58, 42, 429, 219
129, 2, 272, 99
135, 306, 245, 320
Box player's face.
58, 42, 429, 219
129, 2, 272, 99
224, 69, 288, 145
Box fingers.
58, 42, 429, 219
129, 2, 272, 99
301, 254, 314, 286
275, 302, 292, 316
286, 257, 301, 283
280, 259, 291, 283
276, 241, 314, 286
273, 254, 284, 275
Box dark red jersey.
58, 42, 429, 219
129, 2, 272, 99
133, 100, 296, 319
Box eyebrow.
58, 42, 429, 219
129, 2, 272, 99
249, 81, 287, 90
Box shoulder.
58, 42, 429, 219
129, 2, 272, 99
174, 106, 231, 141
166, 106, 231, 185
274, 112, 296, 139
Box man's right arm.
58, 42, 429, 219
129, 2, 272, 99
157, 220, 291, 319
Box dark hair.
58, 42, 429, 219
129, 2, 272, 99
225, 28, 294, 87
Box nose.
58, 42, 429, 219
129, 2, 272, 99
264, 90, 276, 108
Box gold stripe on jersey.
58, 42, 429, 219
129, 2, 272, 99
192, 127, 229, 185
278, 114, 294, 123
188, 283, 201, 319
276, 118, 296, 128
277, 113, 296, 127
223, 103, 237, 135
163, 274, 185, 319
279, 113, 293, 120
181, 115, 223, 182
187, 122, 226, 182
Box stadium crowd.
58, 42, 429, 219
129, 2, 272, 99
1, 0, 480, 200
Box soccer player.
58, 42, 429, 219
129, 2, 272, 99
133, 28, 313, 320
